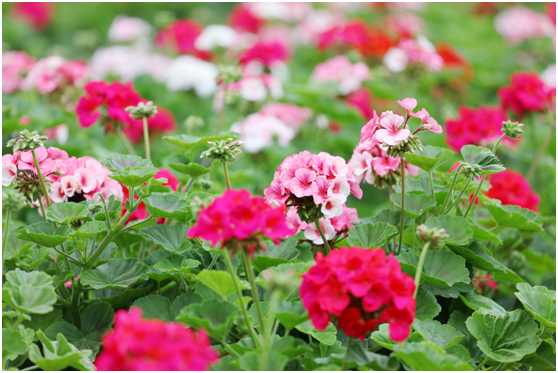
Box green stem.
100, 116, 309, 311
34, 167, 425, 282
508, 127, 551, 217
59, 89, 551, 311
3, 210, 11, 265
116, 127, 136, 155
38, 196, 48, 222
182, 177, 196, 196
413, 241, 430, 298
222, 161, 232, 190
32, 149, 51, 208
123, 216, 152, 231
440, 164, 464, 214
342, 337, 353, 371
314, 216, 332, 254
222, 248, 262, 349
96, 193, 112, 231
142, 117, 151, 160
12, 312, 24, 330
476, 356, 490, 371
410, 219, 415, 247
207, 253, 219, 271
221, 339, 241, 358
243, 254, 269, 348
445, 178, 472, 214
428, 171, 436, 212
397, 159, 406, 254
215, 83, 228, 135
526, 125, 555, 180
21, 365, 39, 371
70, 287, 81, 328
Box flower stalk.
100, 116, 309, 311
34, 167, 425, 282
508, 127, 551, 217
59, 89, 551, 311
314, 216, 332, 254
142, 117, 151, 160
342, 337, 353, 371
413, 241, 430, 298
397, 158, 406, 254
243, 254, 270, 348
32, 148, 52, 208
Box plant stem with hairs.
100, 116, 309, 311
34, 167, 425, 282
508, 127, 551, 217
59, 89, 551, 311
413, 241, 430, 298
243, 254, 270, 348
315, 216, 331, 254
142, 117, 151, 160
32, 149, 52, 208
223, 161, 232, 190
116, 127, 136, 155
397, 159, 406, 254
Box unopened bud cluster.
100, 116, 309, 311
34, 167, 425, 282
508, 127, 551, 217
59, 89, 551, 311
7, 130, 48, 152
2, 190, 25, 212
185, 115, 204, 134
14, 176, 49, 205
460, 162, 483, 180
197, 179, 213, 190
218, 65, 243, 84
200, 138, 244, 163
386, 134, 422, 158
416, 224, 449, 248
126, 101, 158, 120
374, 170, 401, 190
501, 120, 523, 140
262, 268, 299, 294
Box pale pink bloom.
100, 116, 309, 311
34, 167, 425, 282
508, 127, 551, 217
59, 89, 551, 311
195, 25, 238, 51
383, 47, 408, 73
47, 147, 69, 161
348, 152, 372, 182
386, 13, 424, 36
44, 124, 69, 145
23, 56, 89, 94
409, 108, 429, 122
312, 55, 371, 95
396, 98, 417, 113
238, 76, 268, 101
398, 36, 444, 72
375, 113, 410, 146
2, 154, 18, 186
327, 175, 350, 204
50, 182, 67, 203
17, 147, 54, 174
247, 2, 311, 22
324, 156, 349, 179
329, 205, 359, 232
304, 219, 336, 245
410, 108, 442, 133
349, 180, 363, 199
264, 179, 289, 206
321, 198, 343, 219
296, 9, 343, 44
371, 156, 400, 176
311, 176, 332, 205
108, 15, 152, 43
541, 64, 556, 88
286, 207, 303, 234
259, 102, 312, 129
2, 51, 36, 94
60, 175, 77, 199
230, 113, 295, 153
494, 6, 555, 44
290, 168, 317, 198
74, 167, 97, 194
405, 162, 420, 177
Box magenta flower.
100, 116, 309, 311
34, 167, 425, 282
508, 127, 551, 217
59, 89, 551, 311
396, 97, 418, 113
290, 168, 317, 198
375, 113, 410, 146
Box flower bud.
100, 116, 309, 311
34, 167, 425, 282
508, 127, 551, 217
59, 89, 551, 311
200, 138, 244, 163
198, 179, 212, 190
185, 115, 205, 134
217, 64, 243, 84
416, 224, 449, 248
460, 162, 483, 180
386, 134, 423, 158
501, 120, 524, 140
125, 101, 158, 120
2, 190, 25, 212
7, 129, 49, 152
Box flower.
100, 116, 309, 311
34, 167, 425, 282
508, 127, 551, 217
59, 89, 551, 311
311, 55, 370, 96
485, 169, 540, 212
494, 5, 555, 44
2, 154, 18, 187
228, 4, 265, 34
11, 2, 54, 30
165, 55, 219, 98
383, 47, 408, 73
259, 103, 312, 129
498, 71, 556, 117
2, 51, 36, 94
195, 25, 238, 51
397, 35, 444, 71
155, 19, 211, 60
445, 105, 517, 151
473, 273, 498, 292
375, 113, 410, 146
187, 189, 294, 256
346, 87, 374, 119
95, 307, 219, 371
22, 56, 89, 94
108, 15, 152, 43
318, 20, 393, 57
397, 98, 417, 113
230, 113, 295, 153
239, 40, 291, 68
300, 247, 416, 341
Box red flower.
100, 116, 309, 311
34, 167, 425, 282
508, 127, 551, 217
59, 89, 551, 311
318, 20, 394, 57
473, 274, 498, 292
95, 308, 219, 371
11, 2, 54, 30
155, 19, 211, 60
300, 247, 416, 342
485, 169, 540, 212
498, 71, 556, 117
229, 4, 265, 34
239, 40, 290, 68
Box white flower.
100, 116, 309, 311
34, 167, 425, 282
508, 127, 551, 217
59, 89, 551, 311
108, 15, 152, 43
383, 47, 408, 73
195, 25, 238, 51
239, 77, 268, 102
327, 175, 351, 204
2, 163, 17, 186
165, 56, 218, 98
230, 113, 296, 153
303, 219, 336, 245
321, 198, 343, 219
541, 64, 556, 88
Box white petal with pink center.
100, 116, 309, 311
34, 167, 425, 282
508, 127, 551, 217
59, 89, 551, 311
303, 219, 336, 245
74, 167, 97, 194
2, 163, 17, 186
61, 175, 78, 198
50, 182, 67, 203
321, 198, 343, 219
327, 175, 350, 204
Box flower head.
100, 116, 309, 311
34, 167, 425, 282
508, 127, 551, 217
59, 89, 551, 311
155, 19, 211, 60
485, 169, 540, 212
498, 71, 555, 117
376, 113, 410, 146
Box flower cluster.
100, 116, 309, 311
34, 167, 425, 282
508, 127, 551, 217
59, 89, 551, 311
229, 4, 265, 34
239, 40, 291, 68
318, 20, 393, 58
494, 5, 555, 45
300, 247, 416, 341
472, 273, 498, 293
498, 71, 556, 117
394, 36, 444, 72
22, 56, 89, 95
11, 2, 54, 31
287, 205, 358, 245
188, 189, 294, 256
264, 151, 362, 225
76, 80, 176, 143
95, 308, 219, 371
445, 106, 517, 152
485, 169, 540, 212
2, 51, 36, 94
230, 103, 312, 153
311, 55, 371, 96
155, 19, 211, 60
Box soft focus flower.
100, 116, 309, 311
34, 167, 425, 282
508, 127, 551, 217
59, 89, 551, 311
375, 113, 410, 146
485, 169, 540, 212
312, 55, 370, 96
108, 15, 152, 43
494, 5, 555, 44
195, 25, 238, 51
224, 72, 284, 103
346, 87, 374, 119
22, 56, 89, 94
64, 275, 79, 289
165, 55, 218, 98
187, 189, 294, 256
385, 13, 424, 38
246, 2, 311, 23
259, 102, 312, 129
155, 19, 211, 60
2, 154, 18, 187
300, 247, 416, 341
318, 20, 393, 57
473, 273, 498, 292
445, 106, 517, 152
43, 124, 69, 145
95, 308, 219, 371
541, 64, 556, 89
398, 35, 444, 71
295, 9, 344, 45
230, 113, 296, 153
498, 71, 556, 117
383, 47, 409, 73
11, 2, 54, 30
229, 4, 265, 34
2, 51, 36, 94
239, 40, 290, 68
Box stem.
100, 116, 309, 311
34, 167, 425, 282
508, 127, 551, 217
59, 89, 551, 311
445, 178, 472, 214
182, 177, 195, 196
314, 216, 332, 254
96, 193, 112, 231
397, 159, 406, 254
410, 219, 415, 247
12, 312, 24, 330
222, 161, 232, 190
38, 196, 48, 222
476, 356, 490, 371
207, 253, 219, 271
413, 241, 430, 298
221, 340, 241, 358
215, 83, 228, 135
142, 117, 151, 160
342, 337, 353, 371
32, 149, 51, 208
388, 184, 394, 210
21, 365, 39, 371
123, 216, 152, 231
70, 287, 81, 328
3, 210, 11, 265
243, 254, 269, 348
440, 164, 464, 214
527, 125, 555, 180
428, 171, 436, 209
116, 127, 136, 155
222, 248, 262, 350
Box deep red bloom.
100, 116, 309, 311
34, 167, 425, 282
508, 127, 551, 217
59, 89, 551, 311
546, 2, 556, 24
95, 308, 219, 371
498, 71, 556, 117
11, 2, 54, 30
239, 41, 290, 68
318, 20, 393, 57
229, 4, 265, 34
155, 19, 211, 60
485, 169, 540, 212
300, 247, 416, 342
473, 273, 498, 292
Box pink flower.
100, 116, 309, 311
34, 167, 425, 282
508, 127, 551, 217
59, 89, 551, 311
348, 151, 373, 182
312, 55, 371, 96
290, 168, 317, 198
498, 71, 555, 117
396, 98, 417, 113
311, 176, 332, 205
108, 15, 151, 43
371, 157, 400, 176
346, 87, 374, 119
259, 103, 312, 129
17, 147, 54, 174
2, 154, 18, 186
321, 198, 343, 219
155, 19, 211, 60
2, 51, 36, 94
22, 56, 89, 94
303, 219, 336, 245
11, 2, 54, 31
230, 113, 295, 153
239, 40, 290, 68
485, 169, 540, 212
494, 6, 555, 44
64, 275, 79, 289
375, 113, 410, 146
229, 4, 265, 34
95, 308, 219, 371
327, 175, 350, 204
398, 36, 444, 71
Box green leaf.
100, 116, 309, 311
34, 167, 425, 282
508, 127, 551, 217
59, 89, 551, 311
109, 166, 159, 187
140, 224, 190, 254
448, 311, 482, 359
347, 222, 398, 247
239, 351, 289, 371
104, 154, 152, 172
460, 292, 507, 316
45, 302, 114, 354
80, 258, 148, 290
398, 250, 470, 287
393, 176, 434, 195
153, 255, 200, 274
84, 281, 155, 309
370, 324, 424, 351
3, 269, 57, 314
519, 341, 556, 370
405, 145, 454, 172
271, 336, 313, 360
29, 331, 94, 371
448, 242, 523, 284
485, 201, 543, 231
515, 283, 556, 328
395, 343, 474, 370
132, 295, 173, 322
23, 309, 64, 333
168, 153, 214, 177
196, 270, 242, 300
446, 344, 472, 364
16, 246, 51, 268
424, 215, 474, 246
177, 298, 238, 340
264, 236, 301, 261
16, 222, 68, 248
415, 288, 441, 321
275, 301, 309, 330
329, 341, 400, 370
2, 328, 29, 361
391, 193, 437, 218
46, 202, 90, 224
470, 225, 502, 245
70, 221, 106, 240
413, 319, 464, 349
163, 132, 240, 154
460, 144, 505, 175
466, 309, 542, 363
143, 193, 190, 221
360, 209, 412, 230
295, 320, 337, 346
